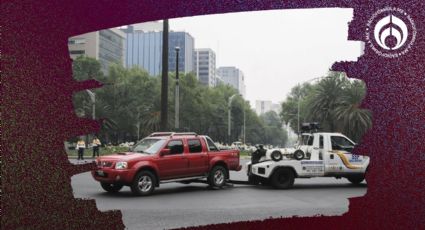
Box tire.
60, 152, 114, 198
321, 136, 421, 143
271, 151, 283, 162
270, 168, 295, 189
208, 165, 228, 188
347, 176, 364, 185
293, 150, 305, 160
100, 182, 123, 193
130, 170, 157, 196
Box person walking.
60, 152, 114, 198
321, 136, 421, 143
92, 136, 101, 158
76, 138, 86, 162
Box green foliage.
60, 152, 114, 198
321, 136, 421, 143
279, 71, 372, 142
72, 58, 286, 146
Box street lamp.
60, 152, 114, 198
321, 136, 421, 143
174, 46, 180, 130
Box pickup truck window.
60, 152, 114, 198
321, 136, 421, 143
331, 136, 355, 151
205, 137, 219, 151
188, 139, 202, 153
319, 135, 324, 149
167, 140, 184, 155
132, 138, 167, 155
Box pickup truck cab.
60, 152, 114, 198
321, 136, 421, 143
92, 132, 241, 196
247, 132, 370, 189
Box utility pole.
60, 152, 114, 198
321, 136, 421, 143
160, 19, 169, 131
174, 47, 180, 130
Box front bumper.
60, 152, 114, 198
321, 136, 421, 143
249, 161, 274, 178
91, 167, 135, 184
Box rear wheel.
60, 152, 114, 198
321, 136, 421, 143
130, 171, 157, 196
293, 150, 305, 160
100, 182, 123, 193
347, 176, 365, 185
208, 166, 227, 188
270, 168, 295, 189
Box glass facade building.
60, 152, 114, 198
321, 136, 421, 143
124, 29, 195, 76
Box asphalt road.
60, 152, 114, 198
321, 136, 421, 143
70, 159, 367, 230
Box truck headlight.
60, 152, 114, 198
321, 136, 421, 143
115, 162, 128, 169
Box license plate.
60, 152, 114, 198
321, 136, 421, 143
97, 170, 104, 176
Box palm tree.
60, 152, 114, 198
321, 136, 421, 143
307, 72, 347, 131
334, 80, 372, 142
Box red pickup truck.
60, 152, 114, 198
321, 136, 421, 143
92, 132, 241, 196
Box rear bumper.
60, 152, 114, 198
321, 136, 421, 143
235, 165, 242, 171
91, 168, 135, 184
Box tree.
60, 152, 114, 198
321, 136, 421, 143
334, 80, 372, 142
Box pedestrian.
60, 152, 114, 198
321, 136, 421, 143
76, 138, 86, 161
92, 136, 101, 158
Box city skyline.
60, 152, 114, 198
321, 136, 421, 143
170, 8, 363, 107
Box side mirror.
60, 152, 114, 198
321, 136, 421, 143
159, 148, 170, 156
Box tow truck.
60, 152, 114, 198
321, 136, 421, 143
230, 123, 370, 189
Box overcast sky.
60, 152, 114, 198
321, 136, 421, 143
170, 8, 363, 107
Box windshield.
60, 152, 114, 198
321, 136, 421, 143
132, 138, 166, 155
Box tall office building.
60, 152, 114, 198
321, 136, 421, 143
68, 28, 125, 74
255, 100, 281, 115
194, 48, 216, 87
125, 30, 163, 76
123, 25, 195, 76
168, 32, 195, 74
216, 66, 246, 98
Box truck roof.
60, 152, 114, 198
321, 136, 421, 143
148, 132, 204, 139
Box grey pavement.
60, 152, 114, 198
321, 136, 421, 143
70, 159, 367, 230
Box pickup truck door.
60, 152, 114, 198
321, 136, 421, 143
156, 140, 189, 179
184, 138, 209, 176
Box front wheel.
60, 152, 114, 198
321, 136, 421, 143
208, 166, 228, 188
270, 168, 295, 189
100, 182, 123, 193
130, 171, 157, 196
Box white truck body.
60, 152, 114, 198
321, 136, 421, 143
247, 132, 369, 187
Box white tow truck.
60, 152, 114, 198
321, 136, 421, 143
244, 129, 370, 189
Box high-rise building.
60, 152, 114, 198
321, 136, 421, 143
123, 25, 195, 76
255, 100, 281, 115
194, 48, 216, 87
125, 30, 163, 76
68, 28, 125, 74
168, 32, 195, 74
217, 66, 246, 97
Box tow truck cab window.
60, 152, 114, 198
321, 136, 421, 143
307, 136, 314, 146
331, 136, 355, 152
205, 137, 219, 151
188, 139, 202, 153
166, 140, 184, 154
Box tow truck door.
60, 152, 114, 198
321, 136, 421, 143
327, 135, 363, 173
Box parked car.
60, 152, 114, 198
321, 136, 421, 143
92, 132, 241, 196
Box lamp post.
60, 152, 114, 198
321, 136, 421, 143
174, 46, 180, 130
